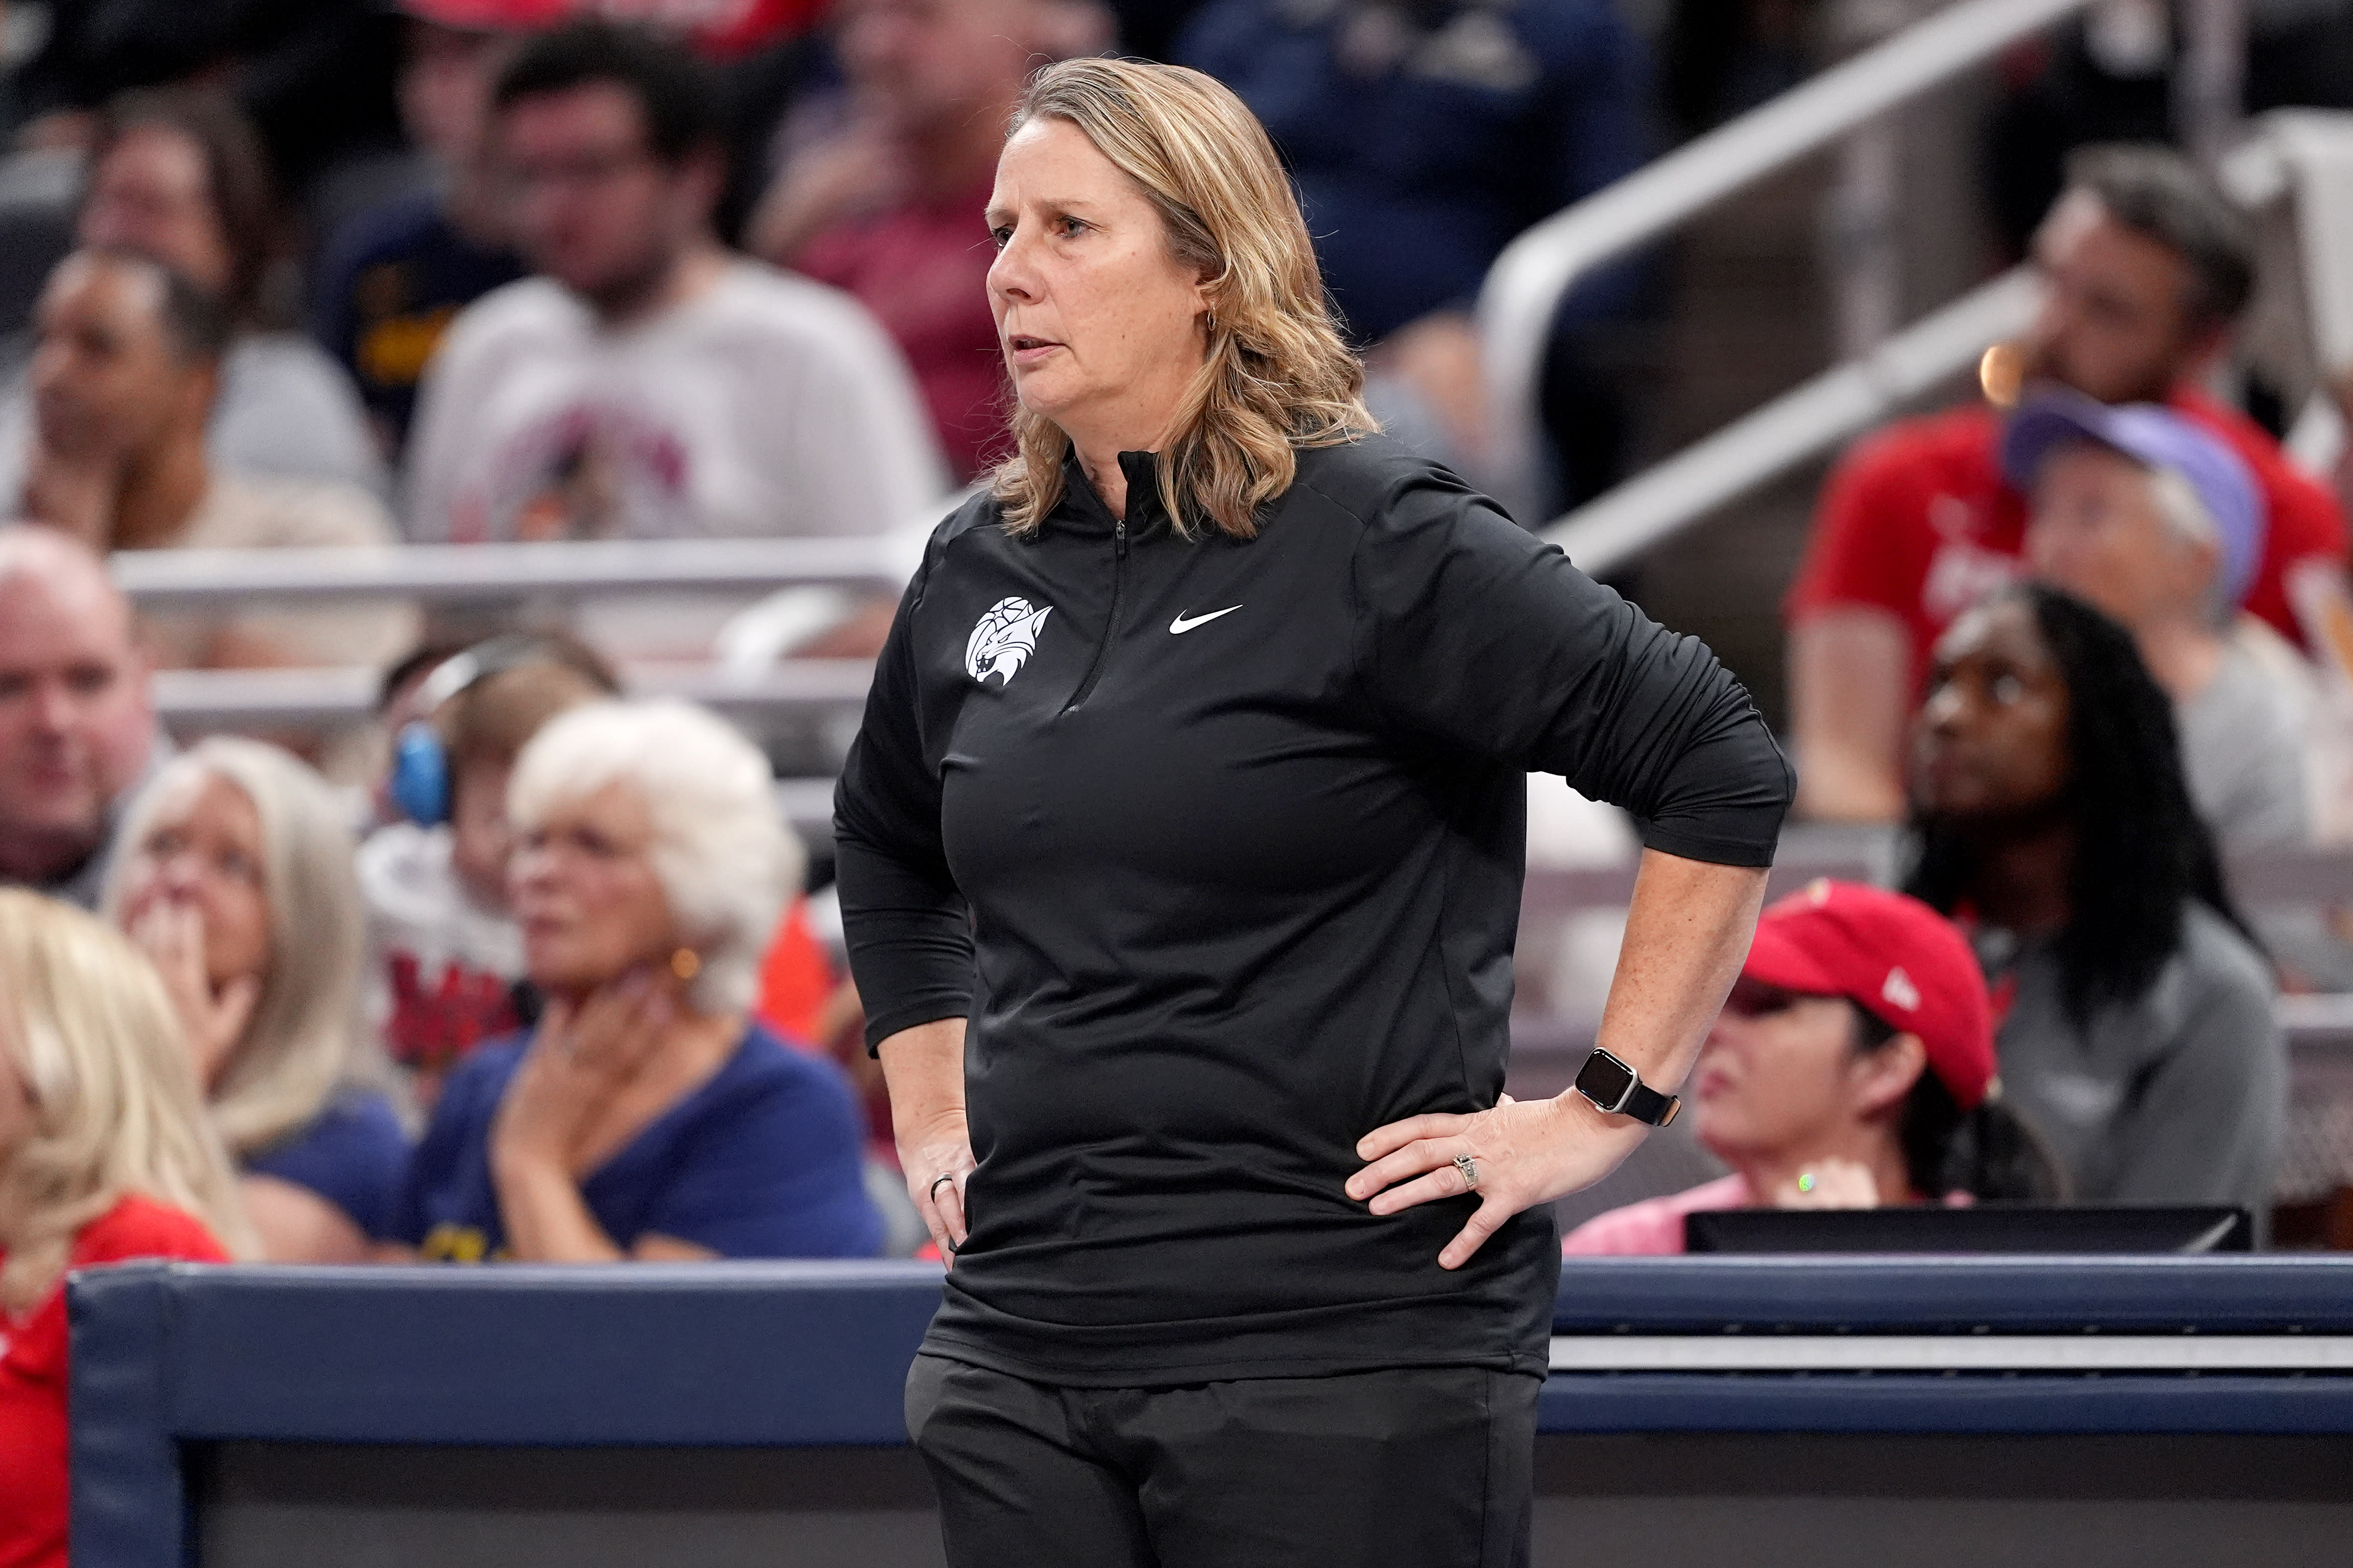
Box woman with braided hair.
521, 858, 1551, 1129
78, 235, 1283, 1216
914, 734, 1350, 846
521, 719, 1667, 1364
1906, 581, 2283, 1211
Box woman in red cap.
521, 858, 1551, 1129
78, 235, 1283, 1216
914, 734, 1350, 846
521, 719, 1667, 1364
1564, 880, 2062, 1254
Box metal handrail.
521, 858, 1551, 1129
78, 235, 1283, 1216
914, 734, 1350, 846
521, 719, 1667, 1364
1475, 0, 2098, 525
151, 659, 877, 728
1545, 267, 2040, 573
1533, 122, 2290, 572
108, 536, 914, 607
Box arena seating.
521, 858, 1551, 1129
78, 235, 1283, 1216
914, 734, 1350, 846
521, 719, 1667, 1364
70, 1255, 2353, 1566
1514, 839, 2353, 1068
16, 8, 2353, 1564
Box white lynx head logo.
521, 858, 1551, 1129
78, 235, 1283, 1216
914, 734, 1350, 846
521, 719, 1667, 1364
965, 596, 1052, 686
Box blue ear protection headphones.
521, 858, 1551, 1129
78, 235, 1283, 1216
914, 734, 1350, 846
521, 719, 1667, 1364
389, 720, 456, 827
387, 634, 615, 828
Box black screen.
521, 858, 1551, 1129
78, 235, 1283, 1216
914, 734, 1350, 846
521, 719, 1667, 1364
1682, 1205, 2253, 1254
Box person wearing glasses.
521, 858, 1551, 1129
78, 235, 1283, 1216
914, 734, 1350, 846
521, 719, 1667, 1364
405, 20, 944, 562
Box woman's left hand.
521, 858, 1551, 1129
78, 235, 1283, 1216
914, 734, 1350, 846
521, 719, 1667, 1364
1349, 1092, 1651, 1269
492, 970, 672, 1177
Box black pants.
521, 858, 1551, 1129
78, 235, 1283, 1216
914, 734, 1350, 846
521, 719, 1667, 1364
905, 1354, 1539, 1568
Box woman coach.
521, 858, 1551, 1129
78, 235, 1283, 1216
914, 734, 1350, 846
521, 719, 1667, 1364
834, 58, 1794, 1567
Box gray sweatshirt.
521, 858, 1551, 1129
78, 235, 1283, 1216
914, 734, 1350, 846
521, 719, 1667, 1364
1980, 903, 2284, 1212
2175, 637, 2309, 851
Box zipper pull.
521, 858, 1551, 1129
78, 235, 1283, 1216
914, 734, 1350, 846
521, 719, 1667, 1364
1115, 520, 1128, 559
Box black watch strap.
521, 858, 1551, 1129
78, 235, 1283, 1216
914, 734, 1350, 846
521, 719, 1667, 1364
1616, 1077, 1680, 1128
1573, 1047, 1682, 1128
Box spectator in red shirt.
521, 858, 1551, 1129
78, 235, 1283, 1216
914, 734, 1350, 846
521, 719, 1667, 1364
0, 889, 250, 1568
749, 0, 1110, 481
1562, 880, 2062, 1255
1787, 143, 2350, 822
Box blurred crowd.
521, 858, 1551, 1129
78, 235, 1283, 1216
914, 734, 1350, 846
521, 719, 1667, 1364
3, 0, 2353, 1557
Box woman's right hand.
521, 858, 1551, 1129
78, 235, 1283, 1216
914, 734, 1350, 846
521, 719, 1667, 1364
875, 1018, 974, 1260
130, 899, 256, 1090
900, 1109, 976, 1260
493, 971, 672, 1178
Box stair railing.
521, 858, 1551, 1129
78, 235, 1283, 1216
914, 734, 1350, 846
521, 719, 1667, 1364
1474, 0, 2107, 534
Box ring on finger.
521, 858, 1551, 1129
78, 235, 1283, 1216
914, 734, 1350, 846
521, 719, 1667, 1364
928, 1173, 957, 1202
1453, 1152, 1481, 1192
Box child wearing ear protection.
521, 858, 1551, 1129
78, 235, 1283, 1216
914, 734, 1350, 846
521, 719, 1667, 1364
359, 636, 617, 1111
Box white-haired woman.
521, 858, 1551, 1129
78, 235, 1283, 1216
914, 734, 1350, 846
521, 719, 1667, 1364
388, 700, 881, 1263
0, 890, 253, 1568
107, 737, 407, 1264
836, 57, 1792, 1565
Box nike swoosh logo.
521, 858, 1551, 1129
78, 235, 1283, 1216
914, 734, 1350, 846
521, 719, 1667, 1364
1169, 605, 1242, 634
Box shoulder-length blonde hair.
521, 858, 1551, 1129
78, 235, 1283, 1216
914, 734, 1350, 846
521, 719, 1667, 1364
0, 890, 254, 1313
994, 57, 1374, 541
103, 738, 373, 1159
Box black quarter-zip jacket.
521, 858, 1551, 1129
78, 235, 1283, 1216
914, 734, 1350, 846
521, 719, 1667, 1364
835, 434, 1793, 1386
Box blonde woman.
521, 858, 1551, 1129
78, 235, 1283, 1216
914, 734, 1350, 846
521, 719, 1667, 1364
106, 738, 407, 1264
835, 58, 1792, 1564
0, 890, 251, 1568
387, 701, 880, 1263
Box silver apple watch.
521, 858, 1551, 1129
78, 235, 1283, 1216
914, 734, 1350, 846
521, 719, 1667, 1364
1572, 1047, 1681, 1127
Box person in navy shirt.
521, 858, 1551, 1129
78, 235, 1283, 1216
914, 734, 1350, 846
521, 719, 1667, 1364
1176, 0, 1653, 498
312, 191, 527, 459
106, 737, 410, 1262
244, 1089, 410, 1241
309, 10, 527, 457
389, 699, 881, 1263
1179, 0, 1650, 345
396, 1018, 878, 1260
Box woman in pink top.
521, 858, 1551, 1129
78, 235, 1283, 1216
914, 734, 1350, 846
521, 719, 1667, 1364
1564, 880, 2063, 1255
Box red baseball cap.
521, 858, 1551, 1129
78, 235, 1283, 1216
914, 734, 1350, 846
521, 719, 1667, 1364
1739, 880, 1998, 1110
398, 0, 572, 30
397, 0, 825, 54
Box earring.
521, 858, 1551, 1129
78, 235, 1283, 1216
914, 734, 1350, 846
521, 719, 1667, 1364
670, 948, 701, 982
1205, 311, 1217, 331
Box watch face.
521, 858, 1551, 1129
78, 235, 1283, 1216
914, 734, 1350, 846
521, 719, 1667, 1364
1576, 1050, 1637, 1111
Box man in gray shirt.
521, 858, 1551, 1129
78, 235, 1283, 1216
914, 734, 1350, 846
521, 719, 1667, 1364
0, 529, 165, 908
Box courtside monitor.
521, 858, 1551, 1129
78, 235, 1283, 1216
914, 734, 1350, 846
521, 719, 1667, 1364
1683, 1205, 2253, 1254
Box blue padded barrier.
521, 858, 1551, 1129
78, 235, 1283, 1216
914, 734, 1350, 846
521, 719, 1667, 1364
1535, 1375, 2353, 1435
68, 1253, 2353, 1566
68, 1264, 181, 1568
70, 1259, 950, 1566
87, 1259, 945, 1445
1553, 1253, 2353, 1333
1541, 1254, 2353, 1438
